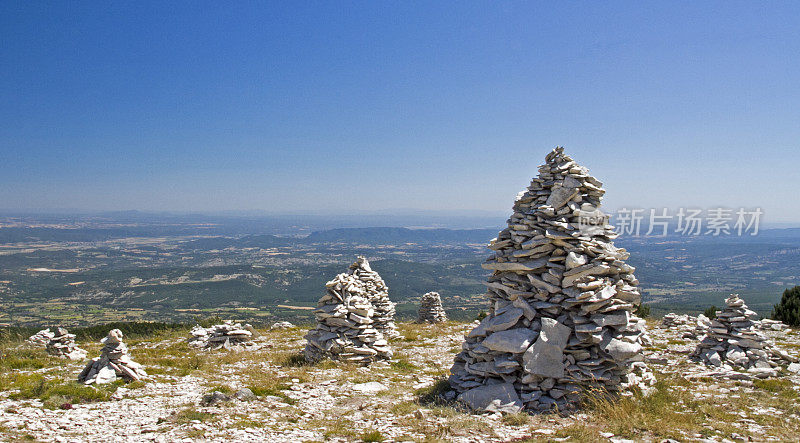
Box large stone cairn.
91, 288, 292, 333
350, 257, 398, 338
691, 294, 797, 376
78, 329, 147, 385
46, 327, 87, 360
304, 258, 393, 364
188, 321, 261, 350
417, 292, 448, 323
449, 147, 654, 413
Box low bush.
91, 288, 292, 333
360, 429, 385, 442
772, 286, 800, 326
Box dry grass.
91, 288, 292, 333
3, 321, 800, 442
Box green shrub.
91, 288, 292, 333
772, 286, 800, 327
501, 411, 530, 426
390, 357, 418, 373
8, 375, 114, 406
360, 429, 385, 442
415, 379, 452, 406
279, 352, 310, 367
173, 408, 216, 424
634, 304, 651, 318
703, 306, 718, 319
475, 311, 487, 321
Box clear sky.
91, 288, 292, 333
2, 2, 799, 222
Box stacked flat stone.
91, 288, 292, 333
756, 319, 789, 332
28, 328, 54, 346
692, 295, 796, 376
270, 321, 295, 330
690, 315, 712, 339
349, 257, 398, 338
188, 321, 260, 350
449, 147, 654, 414
78, 329, 147, 385
304, 260, 392, 364
417, 292, 448, 323
659, 313, 692, 329
659, 313, 710, 339
46, 327, 87, 360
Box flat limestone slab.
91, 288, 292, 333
458, 382, 522, 413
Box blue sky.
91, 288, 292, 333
2, 2, 799, 222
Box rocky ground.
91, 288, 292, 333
1, 320, 799, 442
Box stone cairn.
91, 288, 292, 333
449, 147, 654, 414
756, 318, 789, 332
28, 328, 55, 346
78, 329, 147, 385
304, 258, 393, 364
417, 292, 448, 323
691, 294, 797, 377
188, 321, 261, 351
270, 321, 295, 330
659, 313, 711, 340
46, 327, 87, 360
350, 257, 398, 338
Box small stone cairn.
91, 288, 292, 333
417, 292, 448, 323
270, 321, 295, 330
449, 147, 654, 414
46, 327, 87, 360
188, 321, 261, 351
691, 294, 797, 377
28, 328, 55, 346
350, 257, 398, 338
756, 318, 789, 332
659, 313, 711, 339
304, 259, 392, 364
78, 329, 147, 385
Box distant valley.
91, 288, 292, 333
1, 214, 798, 327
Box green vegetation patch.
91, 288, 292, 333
7, 374, 119, 408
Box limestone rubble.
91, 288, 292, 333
270, 321, 295, 330
449, 147, 654, 413
304, 258, 393, 364
659, 313, 711, 340
417, 292, 448, 323
78, 329, 147, 385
